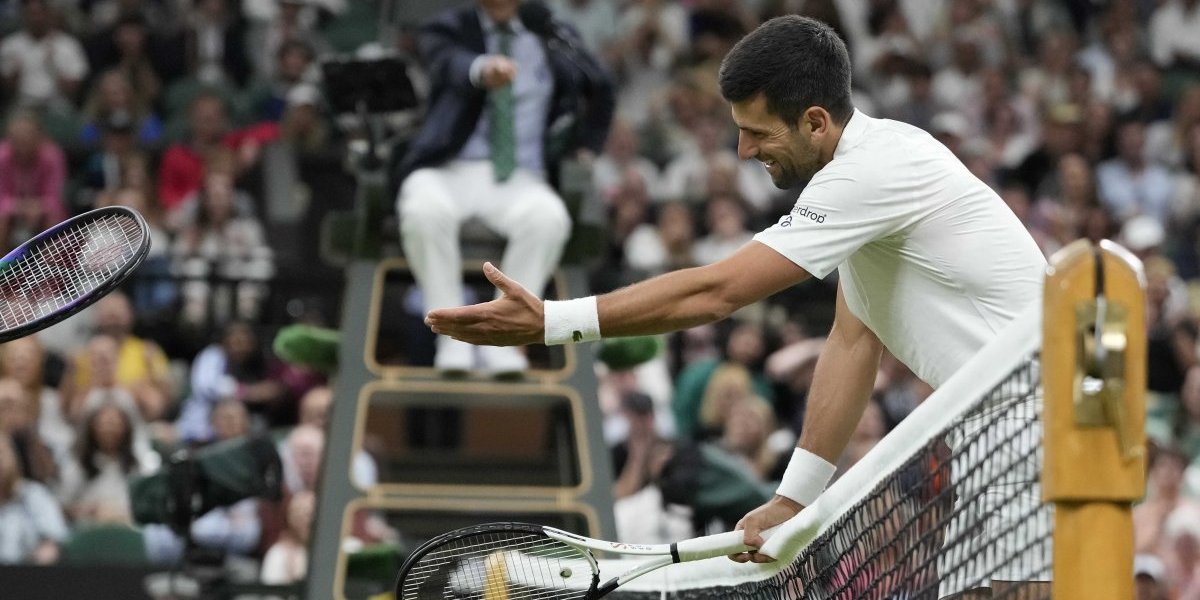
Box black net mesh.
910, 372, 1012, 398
612, 352, 1049, 600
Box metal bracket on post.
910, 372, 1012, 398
1073, 299, 1141, 462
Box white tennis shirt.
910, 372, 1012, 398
754, 110, 1046, 388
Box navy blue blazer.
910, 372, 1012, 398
396, 5, 616, 186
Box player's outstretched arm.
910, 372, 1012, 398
426, 241, 809, 346
731, 283, 884, 563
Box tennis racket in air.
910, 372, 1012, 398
0, 206, 151, 343
394, 522, 770, 600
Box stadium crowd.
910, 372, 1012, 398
0, 0, 1197, 598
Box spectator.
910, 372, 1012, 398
1135, 553, 1171, 600
673, 322, 773, 439
609, 391, 693, 544
1175, 367, 1200, 460
0, 431, 67, 565
612, 0, 689, 127
175, 321, 290, 443
1148, 0, 1200, 76
65, 335, 161, 468
623, 200, 696, 277
60, 292, 173, 425
277, 84, 329, 155
1164, 504, 1200, 599
0, 112, 67, 252
156, 92, 276, 212
931, 33, 986, 113
593, 117, 660, 203
1171, 122, 1200, 277
249, 0, 328, 81
693, 194, 753, 265
80, 0, 177, 37
281, 424, 322, 494
171, 166, 274, 327
177, 0, 251, 87
1010, 103, 1083, 199
0, 377, 57, 485
79, 69, 163, 148
1097, 120, 1176, 225
244, 38, 320, 122
290, 386, 376, 487
694, 363, 757, 441
660, 115, 736, 204
58, 400, 148, 524
980, 100, 1036, 172
717, 395, 784, 481
1033, 153, 1097, 249
260, 490, 314, 585
1134, 445, 1200, 557
0, 0, 89, 111
1148, 85, 1200, 170
883, 61, 942, 133
0, 337, 72, 465
393, 0, 614, 374
210, 397, 250, 441
1078, 17, 1141, 110
1017, 29, 1077, 108
85, 13, 164, 114
78, 109, 147, 211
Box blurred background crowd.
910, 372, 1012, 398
0, 0, 1198, 598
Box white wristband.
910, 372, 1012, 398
543, 297, 601, 346
776, 448, 836, 506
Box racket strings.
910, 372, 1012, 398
0, 214, 145, 328
400, 533, 593, 600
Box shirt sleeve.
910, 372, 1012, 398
23, 483, 69, 543
752, 161, 905, 279
51, 36, 89, 81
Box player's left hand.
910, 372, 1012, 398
425, 262, 544, 346
729, 495, 802, 563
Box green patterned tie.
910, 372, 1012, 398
489, 24, 517, 182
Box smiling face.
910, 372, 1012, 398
732, 95, 823, 189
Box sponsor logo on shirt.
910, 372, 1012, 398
778, 205, 827, 227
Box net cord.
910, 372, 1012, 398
606, 299, 1044, 594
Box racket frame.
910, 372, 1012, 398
395, 522, 763, 600
543, 526, 756, 596
0, 206, 150, 343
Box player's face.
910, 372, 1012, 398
731, 95, 821, 189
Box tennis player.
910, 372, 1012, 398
426, 15, 1047, 599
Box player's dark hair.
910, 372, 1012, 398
718, 15, 853, 127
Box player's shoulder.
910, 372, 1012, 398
812, 114, 926, 181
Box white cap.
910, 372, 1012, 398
1120, 215, 1165, 252
1134, 553, 1166, 581
931, 112, 970, 139
287, 84, 321, 107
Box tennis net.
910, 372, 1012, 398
608, 302, 1050, 599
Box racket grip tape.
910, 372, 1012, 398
672, 530, 755, 562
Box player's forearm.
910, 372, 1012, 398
597, 265, 737, 338
796, 318, 883, 463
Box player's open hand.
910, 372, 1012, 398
729, 495, 803, 563
425, 262, 544, 346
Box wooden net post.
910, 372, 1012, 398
1043, 239, 1147, 599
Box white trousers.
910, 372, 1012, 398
396, 160, 571, 313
